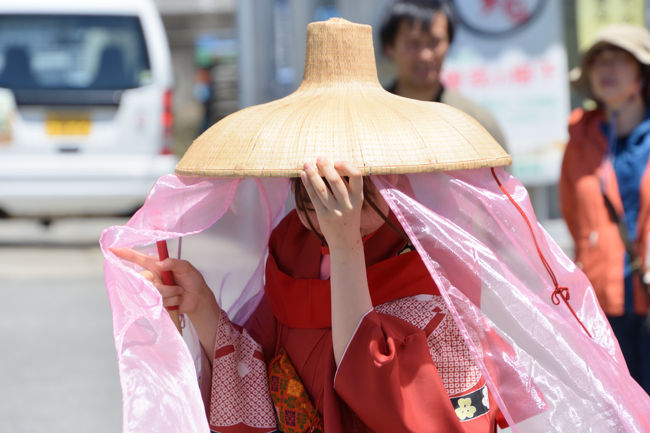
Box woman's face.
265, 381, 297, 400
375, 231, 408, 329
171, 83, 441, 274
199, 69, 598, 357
588, 46, 644, 108
295, 179, 390, 238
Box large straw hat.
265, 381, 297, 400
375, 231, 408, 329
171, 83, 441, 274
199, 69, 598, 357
570, 24, 650, 99
176, 18, 510, 178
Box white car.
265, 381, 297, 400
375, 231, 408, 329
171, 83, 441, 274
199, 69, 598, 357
0, 0, 177, 218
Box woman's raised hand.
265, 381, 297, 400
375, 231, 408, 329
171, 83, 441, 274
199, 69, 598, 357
301, 158, 363, 248
302, 158, 373, 366
110, 247, 211, 315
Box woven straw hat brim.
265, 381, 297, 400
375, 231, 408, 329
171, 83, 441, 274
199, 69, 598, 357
176, 85, 511, 177
571, 24, 650, 99
176, 18, 510, 178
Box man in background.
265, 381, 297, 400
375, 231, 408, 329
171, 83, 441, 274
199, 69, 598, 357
380, 0, 508, 150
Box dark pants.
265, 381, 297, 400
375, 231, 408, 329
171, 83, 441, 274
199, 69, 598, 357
608, 314, 650, 395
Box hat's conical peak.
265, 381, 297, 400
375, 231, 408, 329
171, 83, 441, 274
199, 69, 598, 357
175, 19, 511, 178
300, 18, 381, 88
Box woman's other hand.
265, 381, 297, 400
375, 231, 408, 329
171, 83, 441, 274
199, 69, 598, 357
110, 247, 211, 315
110, 247, 221, 356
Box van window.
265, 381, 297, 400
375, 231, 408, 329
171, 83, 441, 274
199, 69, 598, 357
0, 15, 152, 91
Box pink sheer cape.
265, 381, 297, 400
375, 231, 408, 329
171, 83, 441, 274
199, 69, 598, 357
100, 168, 650, 433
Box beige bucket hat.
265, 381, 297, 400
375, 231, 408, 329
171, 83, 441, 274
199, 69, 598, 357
176, 18, 510, 178
570, 23, 650, 99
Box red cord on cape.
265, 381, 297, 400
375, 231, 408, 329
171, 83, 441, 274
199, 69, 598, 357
491, 168, 592, 338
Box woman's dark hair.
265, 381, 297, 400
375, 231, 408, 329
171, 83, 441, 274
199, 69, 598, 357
379, 0, 457, 51
291, 177, 408, 245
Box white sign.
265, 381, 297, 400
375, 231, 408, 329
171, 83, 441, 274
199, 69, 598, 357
444, 0, 570, 186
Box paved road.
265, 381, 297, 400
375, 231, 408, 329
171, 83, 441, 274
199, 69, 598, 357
0, 218, 125, 433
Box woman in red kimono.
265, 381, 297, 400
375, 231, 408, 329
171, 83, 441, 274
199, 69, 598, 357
114, 158, 503, 432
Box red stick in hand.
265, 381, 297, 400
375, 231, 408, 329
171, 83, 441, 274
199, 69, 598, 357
156, 240, 182, 333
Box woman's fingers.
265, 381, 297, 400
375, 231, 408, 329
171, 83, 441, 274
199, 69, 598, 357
334, 160, 363, 204
112, 248, 187, 277
301, 162, 329, 212
301, 158, 365, 213
158, 283, 182, 298
140, 267, 181, 299
148, 278, 183, 308
111, 247, 159, 271
162, 296, 182, 308
112, 247, 202, 313
318, 158, 351, 207
159, 257, 194, 276
139, 265, 183, 307
140, 270, 161, 285
112, 248, 205, 293
158, 284, 183, 308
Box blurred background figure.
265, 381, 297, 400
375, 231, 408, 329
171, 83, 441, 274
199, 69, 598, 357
378, 0, 507, 150
560, 24, 650, 394
194, 62, 217, 133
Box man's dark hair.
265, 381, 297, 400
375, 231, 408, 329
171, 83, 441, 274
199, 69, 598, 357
379, 0, 457, 50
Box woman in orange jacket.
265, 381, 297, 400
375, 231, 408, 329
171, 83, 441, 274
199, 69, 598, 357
560, 24, 650, 394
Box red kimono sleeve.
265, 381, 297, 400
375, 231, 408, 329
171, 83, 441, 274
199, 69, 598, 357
333, 310, 466, 433
206, 304, 278, 433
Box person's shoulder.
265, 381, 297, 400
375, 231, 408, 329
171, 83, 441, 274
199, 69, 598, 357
440, 88, 507, 147
440, 88, 487, 115
636, 109, 650, 136
568, 107, 586, 125
567, 107, 604, 136
568, 106, 601, 126
563, 107, 607, 168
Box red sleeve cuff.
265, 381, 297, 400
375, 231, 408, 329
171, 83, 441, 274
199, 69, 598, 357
333, 310, 463, 433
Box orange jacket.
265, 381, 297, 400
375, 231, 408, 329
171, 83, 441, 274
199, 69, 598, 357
560, 107, 650, 316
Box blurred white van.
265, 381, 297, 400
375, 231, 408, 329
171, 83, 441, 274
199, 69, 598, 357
0, 0, 176, 218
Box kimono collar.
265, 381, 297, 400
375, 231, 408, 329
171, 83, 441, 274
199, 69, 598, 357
264, 210, 438, 328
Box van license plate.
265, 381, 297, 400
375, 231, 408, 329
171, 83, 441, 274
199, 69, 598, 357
46, 113, 91, 136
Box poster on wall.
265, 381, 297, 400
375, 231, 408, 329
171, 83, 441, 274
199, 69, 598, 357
444, 0, 569, 186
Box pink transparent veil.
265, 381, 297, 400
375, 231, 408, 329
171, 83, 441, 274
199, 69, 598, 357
100, 175, 290, 433
376, 168, 650, 432
100, 169, 650, 433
